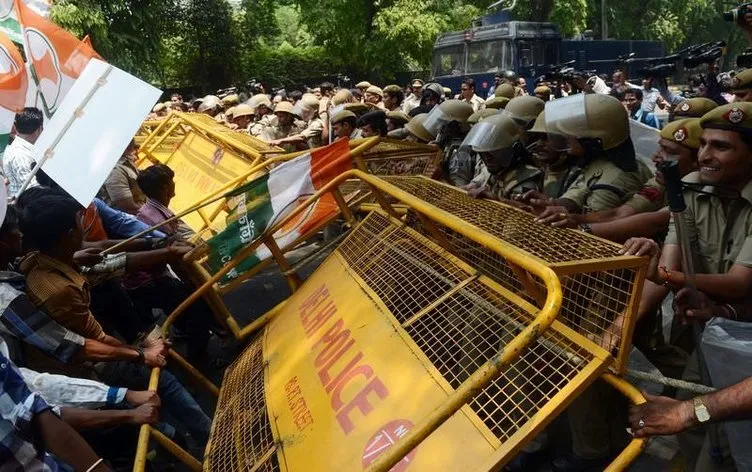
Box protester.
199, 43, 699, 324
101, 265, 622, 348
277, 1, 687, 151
99, 140, 145, 215
3, 107, 43, 196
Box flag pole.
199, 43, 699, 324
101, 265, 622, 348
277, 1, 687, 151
14, 65, 114, 200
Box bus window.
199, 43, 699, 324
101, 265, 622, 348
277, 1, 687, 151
433, 45, 465, 77
518, 41, 533, 68
467, 40, 512, 74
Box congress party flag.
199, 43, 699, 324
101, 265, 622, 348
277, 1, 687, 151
0, 0, 49, 43
15, 0, 101, 116
207, 139, 352, 283
0, 30, 27, 154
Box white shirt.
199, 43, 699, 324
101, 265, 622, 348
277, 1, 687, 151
2, 136, 38, 196
463, 94, 486, 112
641, 87, 661, 113
402, 94, 421, 113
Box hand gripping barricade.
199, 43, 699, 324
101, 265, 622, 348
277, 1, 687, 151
131, 168, 650, 471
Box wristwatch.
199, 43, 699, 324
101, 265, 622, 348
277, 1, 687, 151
694, 397, 711, 423
135, 348, 145, 365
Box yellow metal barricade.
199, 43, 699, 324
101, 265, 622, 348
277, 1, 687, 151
379, 175, 646, 375
132, 170, 648, 472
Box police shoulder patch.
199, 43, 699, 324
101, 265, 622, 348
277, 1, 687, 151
680, 102, 691, 112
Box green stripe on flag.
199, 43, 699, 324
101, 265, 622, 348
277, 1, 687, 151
206, 173, 275, 281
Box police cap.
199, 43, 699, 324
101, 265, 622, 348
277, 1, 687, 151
274, 101, 294, 114
700, 102, 752, 134
660, 118, 703, 150
355, 81, 372, 90
731, 69, 752, 92
331, 109, 357, 124
233, 104, 254, 119
386, 110, 410, 124
673, 98, 718, 119
366, 86, 384, 98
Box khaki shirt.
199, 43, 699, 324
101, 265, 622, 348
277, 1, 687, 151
625, 176, 666, 214
262, 120, 306, 153
301, 118, 324, 149
666, 172, 752, 274
560, 158, 648, 213
250, 114, 275, 137
100, 157, 146, 207
486, 163, 543, 200
541, 161, 582, 199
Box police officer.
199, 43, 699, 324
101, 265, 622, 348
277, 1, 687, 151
534, 85, 552, 102
421, 100, 474, 186
364, 86, 385, 110
525, 94, 649, 215
355, 81, 372, 96
383, 85, 404, 112
467, 108, 499, 126
671, 98, 719, 121
730, 68, 752, 102
269, 95, 323, 150
463, 114, 543, 200
385, 110, 410, 132
197, 95, 223, 119
403, 79, 424, 113
625, 102, 752, 472
526, 110, 582, 199
231, 104, 255, 132
248, 94, 275, 137
404, 114, 433, 143
330, 110, 360, 141
262, 102, 306, 152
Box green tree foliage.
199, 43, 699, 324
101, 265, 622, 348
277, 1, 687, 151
181, 0, 239, 90
48, 0, 752, 89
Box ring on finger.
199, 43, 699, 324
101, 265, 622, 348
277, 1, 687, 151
638, 419, 645, 429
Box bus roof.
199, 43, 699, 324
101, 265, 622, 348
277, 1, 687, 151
435, 21, 561, 48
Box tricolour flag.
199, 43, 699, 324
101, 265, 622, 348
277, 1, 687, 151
0, 29, 26, 154
15, 0, 101, 116
207, 139, 352, 282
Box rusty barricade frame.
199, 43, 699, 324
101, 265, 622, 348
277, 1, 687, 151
130, 170, 649, 472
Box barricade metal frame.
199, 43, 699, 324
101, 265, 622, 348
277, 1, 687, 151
131, 170, 648, 472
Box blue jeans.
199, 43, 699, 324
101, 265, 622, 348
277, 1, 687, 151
96, 360, 211, 446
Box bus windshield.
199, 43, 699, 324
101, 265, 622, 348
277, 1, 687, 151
433, 45, 465, 77
467, 40, 512, 74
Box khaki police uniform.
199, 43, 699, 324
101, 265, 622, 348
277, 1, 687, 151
301, 117, 324, 149
559, 159, 647, 212
661, 103, 752, 472
262, 120, 306, 153
540, 159, 582, 199
486, 163, 543, 199
250, 114, 275, 137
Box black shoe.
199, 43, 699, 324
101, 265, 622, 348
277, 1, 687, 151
550, 453, 609, 472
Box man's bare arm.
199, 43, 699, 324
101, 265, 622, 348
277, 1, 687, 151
33, 410, 109, 471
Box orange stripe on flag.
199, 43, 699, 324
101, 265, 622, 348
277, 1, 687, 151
309, 138, 353, 190
0, 31, 28, 112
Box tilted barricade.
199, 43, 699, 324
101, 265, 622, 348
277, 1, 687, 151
131, 170, 648, 472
